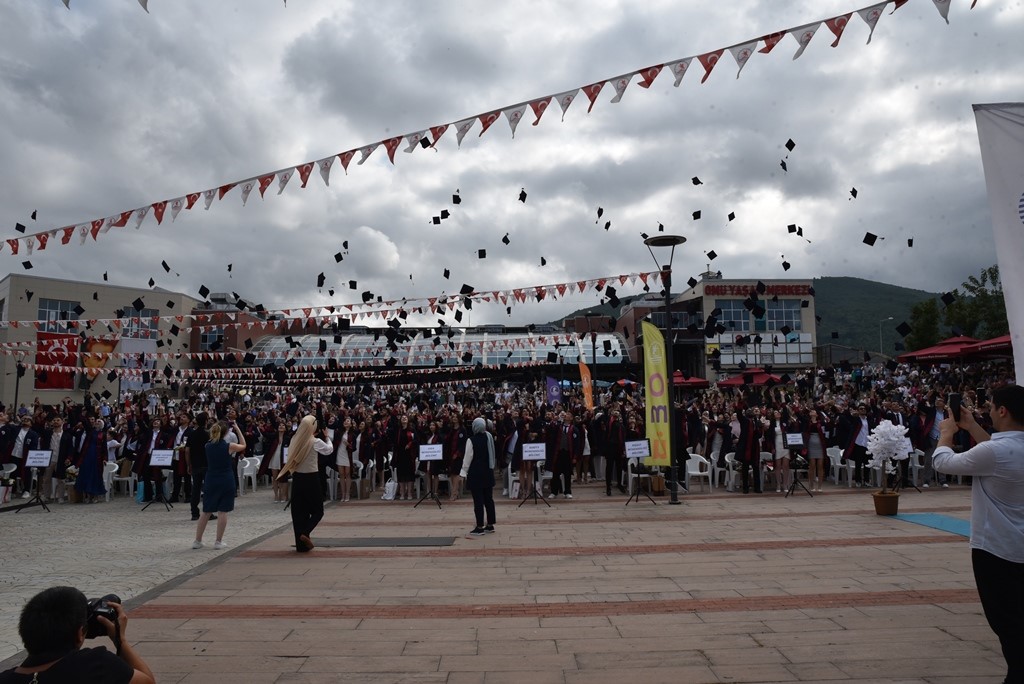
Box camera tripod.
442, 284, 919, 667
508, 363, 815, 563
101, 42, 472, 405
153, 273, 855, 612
14, 468, 51, 513
518, 461, 550, 507
784, 458, 813, 498
414, 463, 443, 509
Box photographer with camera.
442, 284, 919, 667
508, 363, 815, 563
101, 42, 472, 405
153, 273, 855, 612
0, 586, 155, 683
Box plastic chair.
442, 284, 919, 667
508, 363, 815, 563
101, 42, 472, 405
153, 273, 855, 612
710, 454, 729, 488
909, 449, 925, 487
506, 462, 519, 498
626, 457, 651, 495
759, 452, 775, 489
240, 457, 258, 494
111, 466, 137, 497
684, 454, 712, 493
102, 462, 118, 502
724, 452, 743, 492
826, 447, 852, 487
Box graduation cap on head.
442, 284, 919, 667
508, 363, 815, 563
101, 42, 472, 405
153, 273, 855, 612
692, 210, 701, 220
518, 188, 527, 203
941, 291, 956, 307
896, 321, 912, 337
132, 297, 145, 312
863, 232, 878, 246
22, 261, 32, 270
198, 285, 210, 299
478, 249, 486, 259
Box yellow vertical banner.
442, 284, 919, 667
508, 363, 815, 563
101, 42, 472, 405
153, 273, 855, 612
640, 321, 671, 467
578, 360, 594, 410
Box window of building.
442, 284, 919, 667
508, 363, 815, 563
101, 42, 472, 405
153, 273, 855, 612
200, 326, 224, 351
37, 298, 81, 333
121, 306, 160, 339
754, 299, 802, 333
714, 299, 750, 332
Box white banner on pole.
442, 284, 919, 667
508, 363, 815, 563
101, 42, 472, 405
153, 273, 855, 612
974, 103, 1024, 384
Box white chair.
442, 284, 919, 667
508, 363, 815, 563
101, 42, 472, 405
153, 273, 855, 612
111, 466, 137, 497
240, 457, 258, 494
826, 447, 851, 487
909, 449, 925, 487
710, 454, 729, 488
626, 457, 651, 495
724, 452, 743, 492
539, 461, 554, 494
685, 454, 712, 493
102, 462, 118, 502
506, 462, 519, 498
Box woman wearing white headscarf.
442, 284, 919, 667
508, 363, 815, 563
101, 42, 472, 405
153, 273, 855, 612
276, 415, 334, 552
459, 417, 497, 536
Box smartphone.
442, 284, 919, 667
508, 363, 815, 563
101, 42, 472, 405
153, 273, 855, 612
976, 387, 987, 406
948, 393, 961, 422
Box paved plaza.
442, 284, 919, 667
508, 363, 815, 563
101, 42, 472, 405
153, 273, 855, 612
0, 480, 1005, 683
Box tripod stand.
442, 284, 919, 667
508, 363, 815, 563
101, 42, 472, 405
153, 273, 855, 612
891, 457, 921, 494
414, 462, 443, 509
625, 462, 657, 506
784, 457, 813, 498
518, 461, 550, 507
141, 469, 173, 511
14, 467, 50, 513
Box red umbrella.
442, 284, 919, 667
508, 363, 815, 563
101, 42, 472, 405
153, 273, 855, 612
961, 334, 1012, 357
897, 335, 980, 363
716, 368, 783, 387
673, 370, 709, 389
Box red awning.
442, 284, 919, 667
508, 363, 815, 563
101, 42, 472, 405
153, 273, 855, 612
673, 370, 709, 389
716, 368, 783, 387
961, 334, 1013, 356
897, 336, 980, 363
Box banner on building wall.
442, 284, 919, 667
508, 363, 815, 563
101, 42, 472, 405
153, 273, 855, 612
578, 361, 594, 410
973, 103, 1024, 384
34, 332, 79, 390
641, 321, 670, 467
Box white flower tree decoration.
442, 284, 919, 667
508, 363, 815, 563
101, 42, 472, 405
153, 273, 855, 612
866, 419, 911, 495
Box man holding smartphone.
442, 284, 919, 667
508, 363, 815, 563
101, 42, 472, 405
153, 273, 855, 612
934, 385, 1024, 684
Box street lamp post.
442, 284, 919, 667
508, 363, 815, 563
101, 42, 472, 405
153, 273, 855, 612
644, 235, 686, 505
878, 316, 893, 355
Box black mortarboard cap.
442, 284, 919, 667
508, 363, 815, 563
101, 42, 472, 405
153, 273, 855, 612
780, 160, 788, 172
142, 371, 151, 384
863, 232, 878, 246
318, 339, 327, 353
546, 352, 558, 363
780, 325, 792, 336
148, 277, 155, 288
169, 324, 180, 336
727, 212, 735, 222
896, 321, 912, 337
452, 192, 461, 204
687, 277, 698, 289
785, 138, 795, 152
781, 259, 790, 271
751, 304, 765, 319
107, 369, 118, 382
442, 269, 450, 279
706, 250, 717, 261
692, 210, 701, 220
886, 359, 899, 371
454, 310, 463, 322
198, 285, 210, 298
502, 234, 510, 245
907, 238, 914, 248
808, 286, 815, 296
540, 257, 547, 266
284, 358, 296, 368
349, 280, 357, 289
72, 304, 85, 315
460, 283, 474, 295
132, 297, 145, 312
850, 187, 858, 199
100, 389, 112, 400
462, 351, 473, 363
92, 292, 98, 301
15, 223, 26, 233
518, 189, 527, 203
800, 300, 809, 308
166, 300, 175, 309
441, 209, 450, 219
22, 261, 32, 270
316, 272, 326, 288
432, 216, 441, 225
691, 176, 702, 185
103, 272, 108, 281
334, 252, 343, 262
361, 291, 373, 303
788, 224, 797, 234
478, 249, 486, 259
24, 289, 34, 302
941, 292, 956, 306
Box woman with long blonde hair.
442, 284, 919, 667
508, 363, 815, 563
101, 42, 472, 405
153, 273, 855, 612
277, 415, 334, 552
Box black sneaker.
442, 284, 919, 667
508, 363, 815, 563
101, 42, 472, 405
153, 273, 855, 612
469, 527, 487, 536
484, 525, 495, 534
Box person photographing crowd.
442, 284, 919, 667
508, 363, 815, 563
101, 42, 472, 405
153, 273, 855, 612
933, 385, 1024, 684
0, 586, 155, 683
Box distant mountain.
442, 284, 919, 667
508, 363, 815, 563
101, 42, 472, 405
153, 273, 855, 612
550, 276, 940, 356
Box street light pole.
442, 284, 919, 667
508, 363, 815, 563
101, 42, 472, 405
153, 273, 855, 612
644, 235, 686, 505
878, 316, 893, 355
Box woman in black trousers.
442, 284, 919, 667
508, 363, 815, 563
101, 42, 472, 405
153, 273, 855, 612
460, 417, 496, 536
276, 415, 334, 552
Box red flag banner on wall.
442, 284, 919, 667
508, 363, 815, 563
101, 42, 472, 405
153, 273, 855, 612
34, 332, 80, 390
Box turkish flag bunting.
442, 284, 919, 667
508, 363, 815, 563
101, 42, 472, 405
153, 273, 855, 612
152, 201, 166, 224
429, 124, 448, 147
759, 32, 786, 53
581, 82, 604, 113
383, 137, 402, 163
697, 49, 724, 83
6, 239, 18, 255
478, 111, 501, 137
109, 211, 132, 228
529, 97, 551, 125
37, 233, 49, 250
91, 219, 104, 240
825, 13, 853, 47
636, 65, 663, 88
258, 174, 275, 198
218, 183, 236, 199
296, 163, 314, 188
609, 74, 633, 103
61, 227, 74, 245
186, 192, 200, 210
338, 150, 356, 173
503, 105, 527, 137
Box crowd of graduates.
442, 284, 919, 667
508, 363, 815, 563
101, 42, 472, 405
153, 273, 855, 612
0, 356, 1014, 507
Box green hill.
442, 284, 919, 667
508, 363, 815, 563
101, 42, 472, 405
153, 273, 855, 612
551, 276, 940, 356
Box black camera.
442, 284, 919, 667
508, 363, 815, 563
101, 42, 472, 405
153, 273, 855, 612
85, 594, 121, 639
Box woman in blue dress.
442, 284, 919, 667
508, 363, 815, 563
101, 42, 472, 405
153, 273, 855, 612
75, 417, 108, 503
192, 420, 246, 550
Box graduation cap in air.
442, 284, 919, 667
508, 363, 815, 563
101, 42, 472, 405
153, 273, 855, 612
22, 261, 32, 270
595, 207, 604, 223
751, 304, 765, 319
452, 190, 461, 204
361, 291, 373, 303
432, 216, 441, 225
442, 269, 450, 279
687, 277, 698, 289
780, 325, 792, 336
907, 238, 914, 248
107, 369, 118, 382
502, 233, 510, 245
161, 260, 171, 273
863, 232, 878, 246
896, 321, 912, 337
198, 285, 210, 299
72, 304, 85, 316
727, 212, 736, 222
141, 371, 151, 384
540, 257, 547, 266
705, 250, 717, 261
15, 223, 26, 233
441, 209, 450, 220
316, 272, 326, 288
478, 249, 486, 259
454, 310, 463, 323
780, 160, 787, 172
334, 252, 344, 263
147, 277, 155, 288
92, 292, 99, 301
518, 188, 527, 203
941, 292, 957, 307
132, 297, 145, 312
781, 258, 791, 271
692, 210, 701, 220
169, 324, 180, 336
788, 224, 797, 234
318, 339, 327, 353
850, 187, 858, 199
460, 283, 474, 295
691, 176, 702, 185
102, 272, 108, 281
831, 331, 840, 339
785, 138, 796, 152
603, 221, 611, 231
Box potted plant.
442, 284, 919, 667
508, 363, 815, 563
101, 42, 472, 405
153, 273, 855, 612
866, 419, 910, 516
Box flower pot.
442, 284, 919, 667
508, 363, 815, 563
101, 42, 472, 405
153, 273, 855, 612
872, 491, 899, 516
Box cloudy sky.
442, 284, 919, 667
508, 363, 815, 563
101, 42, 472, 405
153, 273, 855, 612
1, 0, 1021, 328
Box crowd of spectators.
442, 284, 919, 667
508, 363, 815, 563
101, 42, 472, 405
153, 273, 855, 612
0, 358, 1014, 508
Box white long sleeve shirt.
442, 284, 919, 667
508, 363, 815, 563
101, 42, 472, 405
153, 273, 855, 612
933, 431, 1024, 562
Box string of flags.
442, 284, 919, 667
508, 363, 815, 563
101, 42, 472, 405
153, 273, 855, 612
7, 0, 975, 259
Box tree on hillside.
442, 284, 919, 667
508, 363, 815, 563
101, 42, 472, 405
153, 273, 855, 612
943, 265, 1008, 339
906, 299, 941, 352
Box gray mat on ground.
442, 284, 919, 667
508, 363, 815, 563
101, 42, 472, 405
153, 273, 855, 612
315, 537, 456, 547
